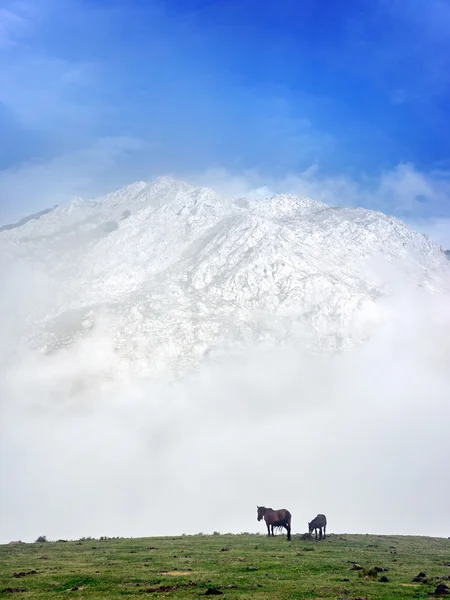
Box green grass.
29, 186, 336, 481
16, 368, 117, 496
0, 533, 449, 598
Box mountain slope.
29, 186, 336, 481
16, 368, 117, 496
1, 176, 448, 378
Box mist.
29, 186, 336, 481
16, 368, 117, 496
1, 253, 449, 544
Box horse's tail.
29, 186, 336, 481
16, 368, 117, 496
285, 510, 292, 541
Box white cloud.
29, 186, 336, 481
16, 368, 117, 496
188, 163, 450, 246
0, 54, 100, 129
0, 270, 449, 542
0, 136, 147, 223
0, 0, 108, 150
0, 3, 31, 48
409, 217, 450, 249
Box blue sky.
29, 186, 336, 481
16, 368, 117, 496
1, 0, 450, 236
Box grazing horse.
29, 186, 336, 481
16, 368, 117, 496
257, 506, 291, 541
308, 513, 327, 540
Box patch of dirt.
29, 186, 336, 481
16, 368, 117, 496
141, 582, 197, 593
13, 570, 37, 578
434, 583, 450, 595
1, 589, 27, 594
165, 571, 194, 576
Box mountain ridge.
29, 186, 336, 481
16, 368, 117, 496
1, 176, 449, 379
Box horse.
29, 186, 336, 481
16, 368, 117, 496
308, 513, 327, 540
257, 506, 291, 541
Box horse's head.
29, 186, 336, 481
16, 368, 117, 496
257, 506, 266, 521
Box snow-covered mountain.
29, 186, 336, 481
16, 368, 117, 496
1, 176, 449, 378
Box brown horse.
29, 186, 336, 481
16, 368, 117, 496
308, 513, 327, 540
257, 506, 291, 541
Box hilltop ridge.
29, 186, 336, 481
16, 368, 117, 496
1, 176, 448, 378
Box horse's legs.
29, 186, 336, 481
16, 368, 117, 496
286, 523, 291, 541
266, 522, 271, 537
319, 527, 323, 541
315, 528, 318, 541
323, 524, 326, 539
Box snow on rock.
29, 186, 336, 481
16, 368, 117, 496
1, 176, 449, 379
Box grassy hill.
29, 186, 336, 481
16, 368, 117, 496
1, 532, 449, 598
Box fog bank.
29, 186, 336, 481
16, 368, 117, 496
1, 272, 449, 543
